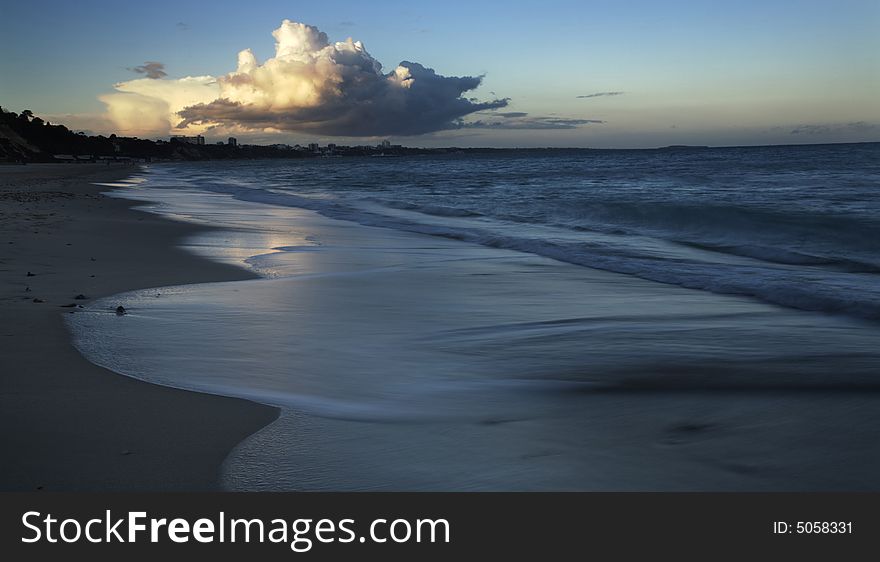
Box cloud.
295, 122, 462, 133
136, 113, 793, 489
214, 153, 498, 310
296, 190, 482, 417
102, 20, 508, 137
788, 121, 877, 135
458, 115, 604, 130
577, 91, 624, 99
100, 76, 218, 136
788, 124, 829, 135
176, 22, 189, 31
128, 61, 168, 79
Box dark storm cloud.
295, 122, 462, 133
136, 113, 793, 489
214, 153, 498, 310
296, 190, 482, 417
129, 61, 167, 79
457, 116, 605, 130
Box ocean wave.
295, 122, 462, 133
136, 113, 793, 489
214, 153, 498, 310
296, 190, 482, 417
205, 185, 880, 321
136, 158, 880, 321
364, 197, 485, 217
533, 200, 880, 270
355, 185, 880, 273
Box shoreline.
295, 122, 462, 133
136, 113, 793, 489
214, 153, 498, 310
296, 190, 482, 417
0, 164, 278, 491
84, 163, 880, 491
5, 161, 880, 490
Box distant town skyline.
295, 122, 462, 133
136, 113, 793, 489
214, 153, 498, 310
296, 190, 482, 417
1, 0, 878, 148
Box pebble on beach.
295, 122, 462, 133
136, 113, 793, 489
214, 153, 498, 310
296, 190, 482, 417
115, 306, 126, 315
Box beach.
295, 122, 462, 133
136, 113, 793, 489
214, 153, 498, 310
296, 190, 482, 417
4, 149, 880, 491
66, 153, 880, 491
0, 164, 277, 491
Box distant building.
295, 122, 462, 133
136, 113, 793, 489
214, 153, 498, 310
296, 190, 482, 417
228, 137, 238, 147
308, 143, 320, 152
170, 135, 205, 145
327, 143, 337, 151
380, 139, 391, 148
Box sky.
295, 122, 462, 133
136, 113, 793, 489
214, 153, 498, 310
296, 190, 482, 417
1, 0, 877, 148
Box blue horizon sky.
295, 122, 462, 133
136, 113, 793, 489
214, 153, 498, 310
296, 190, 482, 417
1, 0, 878, 147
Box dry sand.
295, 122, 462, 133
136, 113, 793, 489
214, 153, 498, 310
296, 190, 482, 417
0, 163, 277, 490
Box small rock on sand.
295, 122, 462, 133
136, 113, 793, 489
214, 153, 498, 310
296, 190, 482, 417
115, 306, 126, 315
74, 294, 88, 300
32, 298, 44, 303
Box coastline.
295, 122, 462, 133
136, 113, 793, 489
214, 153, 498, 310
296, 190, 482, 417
0, 164, 278, 491
73, 161, 880, 491
5, 159, 880, 491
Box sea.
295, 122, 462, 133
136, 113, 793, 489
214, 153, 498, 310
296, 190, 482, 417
68, 143, 880, 490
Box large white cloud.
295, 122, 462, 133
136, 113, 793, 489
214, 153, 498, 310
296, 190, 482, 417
100, 76, 218, 136
101, 19, 508, 137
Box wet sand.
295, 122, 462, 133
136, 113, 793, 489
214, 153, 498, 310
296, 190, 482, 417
0, 164, 277, 490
